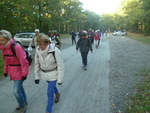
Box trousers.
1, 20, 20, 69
81, 52, 88, 66
46, 80, 58, 113
72, 37, 76, 44
13, 80, 27, 107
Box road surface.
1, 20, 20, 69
2, 33, 150, 113
0, 36, 111, 113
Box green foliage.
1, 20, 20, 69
100, 14, 116, 31
98, 0, 150, 35
127, 33, 150, 45
0, 0, 150, 35
0, 0, 102, 35
59, 34, 70, 38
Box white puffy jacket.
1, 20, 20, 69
34, 44, 64, 83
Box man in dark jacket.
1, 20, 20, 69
76, 30, 93, 70
70, 30, 76, 45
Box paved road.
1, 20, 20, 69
0, 36, 111, 113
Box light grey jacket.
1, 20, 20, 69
34, 44, 64, 83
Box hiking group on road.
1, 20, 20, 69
0, 28, 107, 113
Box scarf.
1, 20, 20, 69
40, 45, 50, 58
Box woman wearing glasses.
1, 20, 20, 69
34, 34, 64, 113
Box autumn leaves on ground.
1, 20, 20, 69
123, 33, 150, 112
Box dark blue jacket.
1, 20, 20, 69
70, 32, 76, 38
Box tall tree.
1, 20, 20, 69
140, 0, 150, 35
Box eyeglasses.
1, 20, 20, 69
38, 44, 47, 46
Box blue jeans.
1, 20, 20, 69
13, 80, 27, 107
46, 80, 58, 113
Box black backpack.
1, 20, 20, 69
11, 43, 33, 66
54, 35, 60, 45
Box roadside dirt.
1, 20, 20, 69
106, 35, 150, 113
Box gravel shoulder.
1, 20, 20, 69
106, 34, 150, 113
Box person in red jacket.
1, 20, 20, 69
94, 30, 100, 48
0, 30, 29, 113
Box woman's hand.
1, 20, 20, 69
58, 83, 62, 85
35, 79, 40, 84
4, 73, 8, 77
22, 76, 27, 81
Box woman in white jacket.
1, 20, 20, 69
34, 34, 64, 113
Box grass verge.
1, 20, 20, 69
125, 69, 150, 113
127, 33, 150, 45
125, 33, 150, 112
0, 54, 3, 77
60, 34, 70, 38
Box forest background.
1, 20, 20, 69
0, 0, 150, 36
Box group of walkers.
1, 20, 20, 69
70, 28, 103, 48
29, 29, 62, 50
75, 28, 103, 70
0, 29, 64, 113
0, 28, 105, 113
87, 28, 103, 48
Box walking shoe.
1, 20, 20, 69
96, 45, 98, 48
84, 66, 87, 70
18, 105, 26, 113
16, 101, 28, 110
83, 65, 85, 68
55, 93, 60, 103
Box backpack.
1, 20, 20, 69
11, 43, 33, 66
57, 34, 60, 37
54, 35, 60, 45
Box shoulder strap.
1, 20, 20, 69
11, 43, 16, 57
52, 51, 56, 63
55, 35, 58, 41
48, 51, 56, 63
